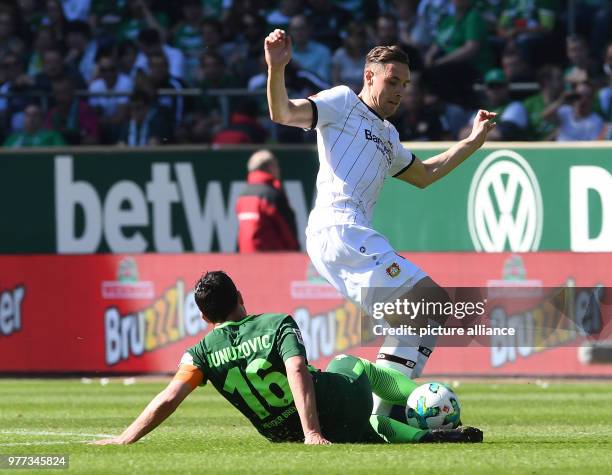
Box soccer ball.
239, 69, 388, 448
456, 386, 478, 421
405, 382, 461, 430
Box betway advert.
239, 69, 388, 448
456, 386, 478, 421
1, 252, 611, 376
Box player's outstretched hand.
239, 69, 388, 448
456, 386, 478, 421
304, 431, 332, 445
468, 109, 497, 148
264, 29, 292, 69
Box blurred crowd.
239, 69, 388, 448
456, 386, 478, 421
1, 0, 611, 148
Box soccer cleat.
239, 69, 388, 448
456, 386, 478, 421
420, 426, 483, 443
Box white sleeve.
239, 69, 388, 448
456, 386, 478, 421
308, 85, 351, 129
388, 129, 416, 177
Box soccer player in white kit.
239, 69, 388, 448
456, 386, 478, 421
265, 29, 496, 417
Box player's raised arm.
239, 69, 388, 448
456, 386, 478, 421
91, 365, 202, 445
284, 355, 331, 445
265, 29, 314, 129
395, 110, 497, 188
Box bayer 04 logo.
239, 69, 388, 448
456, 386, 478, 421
405, 382, 461, 430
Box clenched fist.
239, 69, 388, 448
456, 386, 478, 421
264, 29, 293, 68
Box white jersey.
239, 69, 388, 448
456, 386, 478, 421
306, 86, 415, 232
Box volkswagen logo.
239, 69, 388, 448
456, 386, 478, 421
468, 150, 543, 252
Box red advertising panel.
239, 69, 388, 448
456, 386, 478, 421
1, 253, 611, 376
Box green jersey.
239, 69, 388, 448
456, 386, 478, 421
184, 313, 312, 442
435, 7, 492, 74
3, 130, 65, 148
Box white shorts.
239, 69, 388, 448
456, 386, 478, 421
306, 224, 428, 315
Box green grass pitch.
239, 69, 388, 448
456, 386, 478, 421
2, 379, 612, 474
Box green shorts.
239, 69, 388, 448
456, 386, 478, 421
313, 355, 383, 443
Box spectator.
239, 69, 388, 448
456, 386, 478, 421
64, 20, 98, 83
0, 6, 25, 59
395, 0, 421, 49
147, 52, 187, 126
118, 40, 139, 77
0, 52, 37, 134
375, 14, 423, 74
542, 81, 605, 141
460, 68, 528, 140
34, 48, 87, 94
289, 14, 332, 83
27, 25, 57, 77
16, 0, 44, 47
497, 0, 558, 67
116, 0, 169, 43
565, 35, 600, 85
410, 0, 453, 54
391, 79, 452, 141
501, 48, 535, 85
45, 75, 99, 144
266, 0, 303, 31
134, 28, 185, 80
331, 22, 368, 92
89, 54, 134, 143
200, 19, 241, 76
172, 0, 205, 85
3, 103, 65, 147
305, 0, 352, 51
597, 42, 612, 123
118, 90, 172, 146
231, 12, 268, 85
523, 64, 564, 140
236, 150, 300, 253
212, 97, 267, 145
424, 0, 492, 107
42, 0, 67, 46
196, 51, 239, 111
573, 0, 612, 61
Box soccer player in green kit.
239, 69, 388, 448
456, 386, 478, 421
94, 271, 482, 446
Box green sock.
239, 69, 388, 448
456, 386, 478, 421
358, 357, 419, 406
369, 415, 427, 443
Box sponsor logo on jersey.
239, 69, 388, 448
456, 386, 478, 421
468, 150, 543, 252
386, 262, 401, 278
364, 129, 393, 165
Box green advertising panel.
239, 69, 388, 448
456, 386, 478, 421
0, 143, 610, 253
0, 147, 318, 254
374, 144, 612, 252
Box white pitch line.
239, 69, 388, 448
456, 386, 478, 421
0, 430, 115, 438
0, 441, 83, 447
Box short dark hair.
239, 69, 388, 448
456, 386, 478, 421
194, 271, 238, 323
365, 45, 409, 67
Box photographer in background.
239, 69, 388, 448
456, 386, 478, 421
235, 150, 299, 253
541, 81, 605, 141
